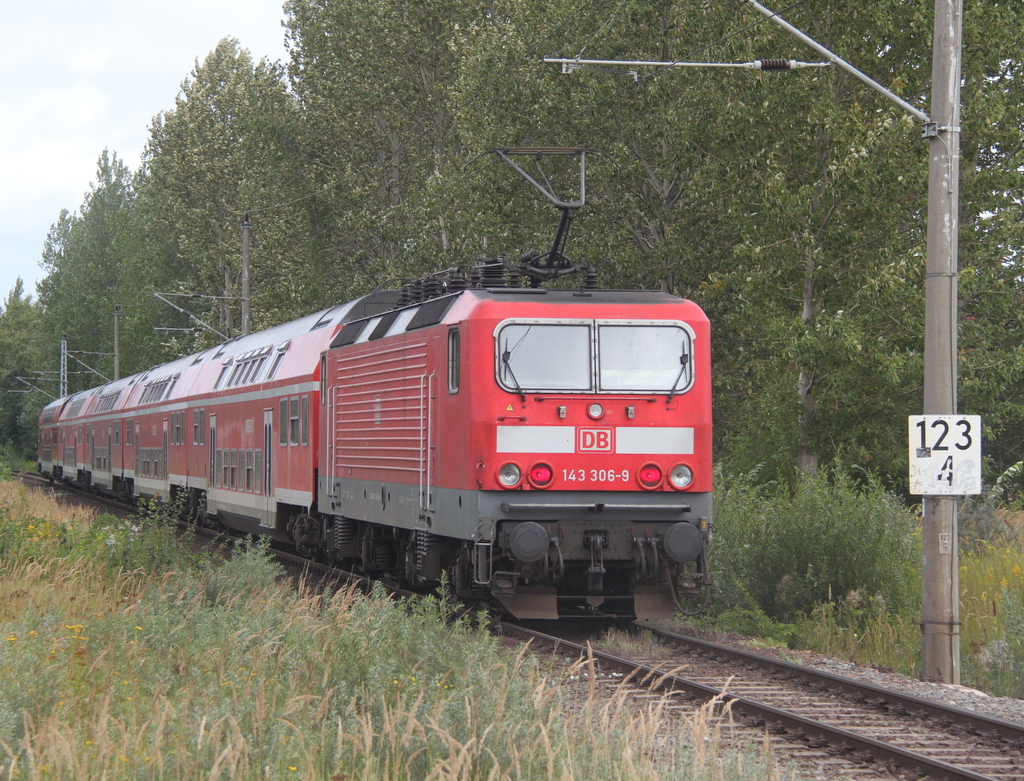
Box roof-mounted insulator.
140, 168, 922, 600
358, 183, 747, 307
478, 260, 509, 288
448, 272, 468, 293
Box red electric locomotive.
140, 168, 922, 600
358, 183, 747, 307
38, 148, 714, 619
315, 275, 713, 619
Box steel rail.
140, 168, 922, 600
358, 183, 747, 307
646, 626, 1024, 746
499, 621, 1008, 781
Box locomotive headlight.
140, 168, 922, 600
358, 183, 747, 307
637, 463, 663, 489
528, 462, 554, 488
668, 463, 693, 489
497, 462, 522, 488
586, 403, 605, 420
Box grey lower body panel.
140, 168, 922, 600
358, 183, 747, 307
318, 476, 713, 619
318, 475, 712, 540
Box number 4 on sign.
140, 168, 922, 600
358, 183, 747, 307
908, 415, 982, 496
937, 456, 954, 486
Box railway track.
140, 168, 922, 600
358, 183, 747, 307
500, 622, 1024, 781
15, 469, 136, 518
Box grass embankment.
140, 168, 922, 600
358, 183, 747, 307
0, 479, 787, 781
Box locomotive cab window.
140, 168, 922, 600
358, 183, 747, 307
598, 324, 694, 393
496, 323, 591, 393
495, 319, 696, 395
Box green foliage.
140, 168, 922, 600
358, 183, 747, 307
14, 0, 1024, 487
959, 464, 1024, 553
203, 535, 284, 605
37, 151, 135, 386
792, 597, 920, 673
710, 465, 920, 621
708, 604, 798, 649
1, 492, 791, 780
0, 444, 18, 478
100, 498, 208, 579
0, 281, 46, 457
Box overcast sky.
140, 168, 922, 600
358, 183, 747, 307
0, 0, 291, 306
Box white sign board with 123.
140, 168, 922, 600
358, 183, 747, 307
908, 415, 982, 496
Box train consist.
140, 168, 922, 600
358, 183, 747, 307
37, 150, 713, 619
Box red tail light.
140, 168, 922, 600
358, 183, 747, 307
528, 462, 553, 488
638, 464, 663, 489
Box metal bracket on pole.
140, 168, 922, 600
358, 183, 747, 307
544, 56, 831, 73
64, 351, 111, 384
153, 293, 228, 341
15, 376, 56, 400
739, 0, 932, 129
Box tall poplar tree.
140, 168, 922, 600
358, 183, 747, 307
133, 38, 304, 352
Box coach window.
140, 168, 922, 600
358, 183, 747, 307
199, 409, 205, 445
246, 450, 254, 492
448, 328, 460, 394
254, 450, 262, 493
215, 450, 223, 488
230, 449, 238, 489
279, 399, 288, 446
301, 396, 309, 446
193, 410, 199, 444
290, 397, 300, 446
267, 350, 286, 381
126, 419, 134, 447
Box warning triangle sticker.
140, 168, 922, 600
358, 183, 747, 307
506, 404, 514, 411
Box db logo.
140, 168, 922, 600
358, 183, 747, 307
578, 428, 613, 452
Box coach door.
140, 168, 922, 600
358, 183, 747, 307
208, 413, 216, 481
262, 409, 274, 523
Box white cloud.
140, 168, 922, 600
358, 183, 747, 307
0, 0, 290, 303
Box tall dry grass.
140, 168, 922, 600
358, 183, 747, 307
1, 477, 791, 780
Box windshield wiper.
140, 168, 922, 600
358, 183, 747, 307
502, 341, 527, 402
666, 349, 690, 403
